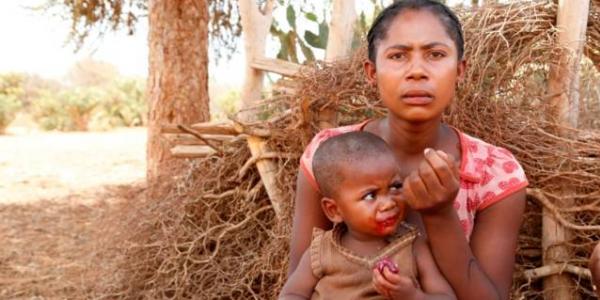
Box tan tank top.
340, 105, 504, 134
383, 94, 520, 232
310, 223, 419, 300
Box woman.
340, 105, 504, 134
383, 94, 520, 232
289, 1, 528, 299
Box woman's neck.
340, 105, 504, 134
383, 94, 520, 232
384, 114, 445, 156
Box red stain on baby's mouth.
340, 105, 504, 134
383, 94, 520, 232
375, 217, 397, 233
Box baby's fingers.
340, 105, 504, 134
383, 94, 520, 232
372, 270, 392, 298
374, 269, 413, 289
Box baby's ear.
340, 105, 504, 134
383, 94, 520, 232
321, 197, 343, 223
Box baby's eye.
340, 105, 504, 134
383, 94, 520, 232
389, 181, 403, 193
362, 191, 376, 201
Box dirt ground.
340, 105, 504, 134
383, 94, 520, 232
0, 127, 147, 299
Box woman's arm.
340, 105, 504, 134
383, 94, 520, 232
403, 149, 525, 300
413, 237, 457, 300
421, 191, 525, 300
279, 249, 319, 300
288, 170, 331, 274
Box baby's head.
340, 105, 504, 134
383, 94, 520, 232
312, 131, 406, 237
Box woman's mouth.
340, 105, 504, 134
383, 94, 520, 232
401, 90, 434, 105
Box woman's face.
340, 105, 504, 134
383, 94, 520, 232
365, 9, 465, 123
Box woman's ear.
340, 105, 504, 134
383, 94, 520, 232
456, 59, 467, 83
321, 197, 343, 223
364, 59, 377, 86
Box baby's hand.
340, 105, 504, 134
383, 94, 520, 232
373, 259, 419, 300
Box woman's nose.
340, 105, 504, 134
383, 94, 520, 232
406, 58, 428, 80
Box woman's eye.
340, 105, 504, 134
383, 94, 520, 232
389, 52, 406, 60
362, 192, 376, 201
429, 51, 446, 59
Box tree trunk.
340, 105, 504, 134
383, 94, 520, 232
543, 1, 589, 299
147, 0, 210, 196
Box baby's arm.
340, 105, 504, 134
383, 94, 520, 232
279, 249, 318, 300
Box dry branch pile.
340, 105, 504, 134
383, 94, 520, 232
91, 1, 600, 299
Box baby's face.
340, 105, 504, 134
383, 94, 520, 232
333, 153, 406, 239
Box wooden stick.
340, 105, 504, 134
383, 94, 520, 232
161, 122, 238, 135
231, 121, 271, 138
325, 0, 356, 61
237, 152, 297, 180
543, 2, 590, 299
250, 57, 301, 77
522, 263, 591, 281
163, 133, 234, 146
245, 136, 286, 220
170, 145, 216, 158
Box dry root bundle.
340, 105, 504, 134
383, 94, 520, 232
94, 1, 600, 299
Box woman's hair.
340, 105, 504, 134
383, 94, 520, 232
367, 0, 464, 62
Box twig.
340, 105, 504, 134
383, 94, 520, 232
237, 152, 297, 180
522, 263, 591, 281
177, 124, 222, 153
527, 188, 600, 231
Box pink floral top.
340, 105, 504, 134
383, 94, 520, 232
300, 121, 529, 240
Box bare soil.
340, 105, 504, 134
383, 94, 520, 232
0, 127, 147, 298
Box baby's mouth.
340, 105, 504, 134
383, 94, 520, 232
376, 210, 399, 227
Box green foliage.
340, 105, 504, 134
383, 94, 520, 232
0, 73, 26, 133
29, 78, 147, 132
212, 89, 240, 121
0, 66, 147, 132
32, 88, 101, 131
270, 2, 328, 63
270, 1, 385, 63
0, 94, 22, 133
94, 78, 147, 128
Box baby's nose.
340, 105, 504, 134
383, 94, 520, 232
379, 196, 397, 211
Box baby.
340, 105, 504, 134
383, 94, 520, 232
279, 131, 455, 299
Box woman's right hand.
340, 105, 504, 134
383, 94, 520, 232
402, 149, 460, 216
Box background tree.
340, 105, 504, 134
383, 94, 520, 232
43, 0, 243, 193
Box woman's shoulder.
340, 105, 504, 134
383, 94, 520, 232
456, 130, 529, 211
299, 121, 370, 190
302, 121, 369, 160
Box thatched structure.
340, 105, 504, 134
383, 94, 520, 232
83, 1, 600, 299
